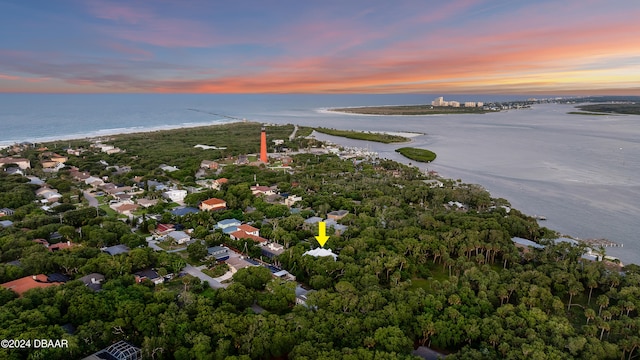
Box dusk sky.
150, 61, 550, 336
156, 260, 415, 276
1, 0, 639, 94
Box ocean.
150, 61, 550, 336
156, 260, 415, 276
1, 94, 639, 265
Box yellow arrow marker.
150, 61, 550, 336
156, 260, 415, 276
315, 221, 329, 247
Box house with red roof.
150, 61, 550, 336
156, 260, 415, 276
237, 224, 260, 237
230, 230, 267, 245
199, 198, 227, 211
48, 241, 78, 252
1, 275, 62, 297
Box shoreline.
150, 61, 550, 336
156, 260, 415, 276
317, 107, 450, 117
0, 119, 243, 148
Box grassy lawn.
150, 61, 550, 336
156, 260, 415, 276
408, 263, 451, 291
99, 204, 118, 217
200, 288, 217, 299
157, 241, 187, 251
202, 264, 229, 278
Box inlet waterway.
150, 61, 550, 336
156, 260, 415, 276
1, 94, 638, 264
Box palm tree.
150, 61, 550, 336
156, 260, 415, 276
597, 294, 610, 316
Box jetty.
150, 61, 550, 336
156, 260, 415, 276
580, 238, 623, 248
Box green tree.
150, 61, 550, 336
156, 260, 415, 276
187, 241, 208, 262
232, 266, 273, 290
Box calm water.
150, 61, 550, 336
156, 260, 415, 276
1, 94, 639, 264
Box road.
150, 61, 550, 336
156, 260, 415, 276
83, 190, 99, 208
289, 124, 299, 141
183, 264, 227, 289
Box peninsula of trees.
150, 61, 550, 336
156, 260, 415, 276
314, 127, 410, 143
0, 122, 638, 360
573, 103, 640, 115
395, 147, 437, 163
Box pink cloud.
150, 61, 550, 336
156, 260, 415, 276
105, 42, 153, 60
0, 73, 51, 83
86, 0, 153, 24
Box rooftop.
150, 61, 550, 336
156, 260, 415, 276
1, 274, 62, 296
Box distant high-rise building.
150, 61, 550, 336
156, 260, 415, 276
477, 102, 484, 107
464, 101, 476, 107
260, 127, 268, 163
431, 96, 445, 106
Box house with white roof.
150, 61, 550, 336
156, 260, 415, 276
303, 248, 338, 260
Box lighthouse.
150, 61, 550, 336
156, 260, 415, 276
260, 127, 268, 163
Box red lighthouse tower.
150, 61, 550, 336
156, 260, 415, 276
260, 127, 267, 163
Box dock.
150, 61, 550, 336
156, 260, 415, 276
580, 238, 623, 248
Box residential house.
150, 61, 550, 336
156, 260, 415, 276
1, 274, 63, 297
226, 257, 256, 272
200, 160, 219, 169
325, 218, 348, 236
136, 198, 158, 208
155, 223, 175, 235
134, 269, 164, 285
66, 148, 85, 156
303, 216, 323, 229
33, 238, 50, 247
85, 176, 104, 187
199, 198, 227, 211
78, 273, 105, 292
69, 167, 91, 181
303, 248, 338, 260
170, 206, 199, 216
207, 246, 230, 261
295, 285, 312, 306
48, 241, 78, 252
251, 184, 276, 196
236, 155, 248, 165
214, 178, 228, 188
81, 340, 141, 360
284, 195, 302, 207
36, 187, 62, 203
40, 160, 65, 173
0, 208, 15, 217
115, 203, 139, 216
412, 346, 448, 360
4, 167, 23, 175
50, 153, 68, 163
0, 157, 30, 170
146, 180, 168, 191
216, 218, 242, 229
327, 210, 349, 221
237, 224, 259, 237
196, 177, 228, 190
82, 340, 142, 360
228, 223, 262, 242
163, 189, 187, 203
102, 244, 130, 256
166, 230, 190, 245
272, 269, 296, 281
229, 230, 267, 245
261, 242, 285, 259
159, 164, 179, 172
0, 220, 13, 228
215, 218, 241, 234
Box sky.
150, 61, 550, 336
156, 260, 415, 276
1, 0, 639, 95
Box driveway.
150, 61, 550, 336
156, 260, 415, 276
83, 191, 99, 208
183, 264, 227, 289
